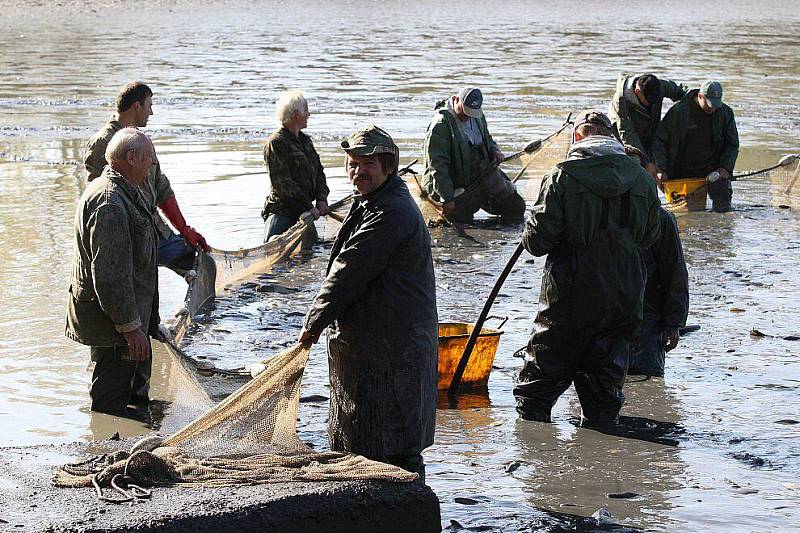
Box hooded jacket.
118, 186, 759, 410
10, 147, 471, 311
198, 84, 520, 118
303, 175, 438, 458
421, 97, 499, 202
608, 74, 687, 165
652, 89, 739, 178
523, 136, 661, 335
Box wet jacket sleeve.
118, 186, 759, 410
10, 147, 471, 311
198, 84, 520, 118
719, 110, 739, 174
152, 164, 176, 205
652, 108, 674, 173
522, 172, 563, 256
311, 145, 329, 202
662, 79, 687, 102
657, 212, 689, 327
264, 138, 313, 214
481, 116, 499, 155
424, 120, 457, 202
88, 204, 141, 332
84, 136, 109, 182
610, 80, 646, 158
304, 207, 409, 338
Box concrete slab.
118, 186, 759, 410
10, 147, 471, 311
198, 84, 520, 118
0, 440, 441, 532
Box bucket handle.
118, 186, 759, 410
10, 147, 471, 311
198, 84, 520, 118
485, 315, 508, 330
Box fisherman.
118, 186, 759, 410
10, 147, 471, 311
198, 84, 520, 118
84, 81, 209, 276
624, 145, 690, 376
514, 110, 661, 427
261, 90, 329, 242
421, 87, 526, 223
652, 80, 740, 212
67, 128, 161, 417
608, 73, 687, 176
299, 126, 437, 481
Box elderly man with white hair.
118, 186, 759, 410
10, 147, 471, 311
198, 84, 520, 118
66, 127, 162, 418
261, 90, 329, 241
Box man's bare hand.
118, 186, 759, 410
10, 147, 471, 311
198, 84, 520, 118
122, 328, 151, 362
492, 151, 504, 164
645, 162, 658, 177
442, 201, 456, 216
298, 326, 320, 345
662, 326, 681, 352
316, 200, 329, 216
310, 207, 321, 220
716, 167, 731, 180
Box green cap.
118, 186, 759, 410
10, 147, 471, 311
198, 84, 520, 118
340, 125, 398, 157
700, 80, 724, 109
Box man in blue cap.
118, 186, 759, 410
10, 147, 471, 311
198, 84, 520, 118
652, 80, 740, 212
422, 87, 526, 223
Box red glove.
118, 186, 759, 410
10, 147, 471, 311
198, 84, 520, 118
158, 197, 209, 252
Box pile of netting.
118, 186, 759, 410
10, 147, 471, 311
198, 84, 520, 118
53, 343, 416, 503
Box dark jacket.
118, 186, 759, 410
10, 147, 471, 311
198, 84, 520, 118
643, 208, 689, 327
303, 175, 438, 458
84, 119, 176, 240
421, 97, 499, 202
262, 127, 328, 220
608, 74, 687, 164
66, 166, 160, 347
652, 89, 739, 178
523, 145, 661, 336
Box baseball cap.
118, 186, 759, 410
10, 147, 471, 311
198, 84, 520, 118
457, 87, 483, 118
573, 109, 613, 130
700, 80, 724, 109
340, 125, 398, 157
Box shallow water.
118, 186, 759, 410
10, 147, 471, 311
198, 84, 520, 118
1, 0, 799, 530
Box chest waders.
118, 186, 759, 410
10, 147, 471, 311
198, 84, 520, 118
514, 190, 646, 424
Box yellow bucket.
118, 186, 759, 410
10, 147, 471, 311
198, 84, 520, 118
663, 177, 708, 211
437, 317, 505, 390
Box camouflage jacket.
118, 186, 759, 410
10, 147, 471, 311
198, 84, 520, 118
262, 127, 328, 220
84, 119, 175, 239
608, 74, 687, 165
66, 166, 159, 347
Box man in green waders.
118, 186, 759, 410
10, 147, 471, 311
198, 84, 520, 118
421, 87, 526, 223
652, 80, 739, 212
514, 111, 661, 428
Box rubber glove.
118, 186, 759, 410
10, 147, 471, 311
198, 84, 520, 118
158, 197, 209, 252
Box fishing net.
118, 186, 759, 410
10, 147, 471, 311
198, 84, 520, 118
515, 123, 573, 203
53, 343, 416, 501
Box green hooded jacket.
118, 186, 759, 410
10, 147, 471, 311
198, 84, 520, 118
652, 89, 739, 178
421, 97, 499, 202
84, 119, 176, 240
608, 74, 687, 165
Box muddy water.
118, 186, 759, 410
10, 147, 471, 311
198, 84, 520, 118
1, 0, 799, 530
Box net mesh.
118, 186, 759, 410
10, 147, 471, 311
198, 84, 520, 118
53, 344, 416, 496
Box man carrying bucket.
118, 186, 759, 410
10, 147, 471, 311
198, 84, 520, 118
513, 110, 661, 428
299, 126, 438, 482
652, 80, 739, 212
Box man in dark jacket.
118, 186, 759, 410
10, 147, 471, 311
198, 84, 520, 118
67, 128, 161, 417
629, 207, 689, 376
608, 73, 687, 176
652, 80, 739, 212
422, 87, 526, 223
299, 126, 438, 481
262, 90, 329, 242
84, 81, 208, 276
514, 110, 661, 427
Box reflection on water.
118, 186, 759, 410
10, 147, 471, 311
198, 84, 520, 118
1, 0, 800, 529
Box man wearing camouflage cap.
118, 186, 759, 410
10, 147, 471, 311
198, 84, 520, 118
299, 126, 438, 481
652, 80, 739, 212
514, 110, 661, 428
422, 87, 526, 223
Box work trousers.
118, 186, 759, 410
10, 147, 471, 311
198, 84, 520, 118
263, 213, 297, 242
514, 328, 629, 423
90, 345, 152, 414
158, 233, 195, 273
707, 178, 733, 212
449, 167, 526, 223
629, 313, 666, 377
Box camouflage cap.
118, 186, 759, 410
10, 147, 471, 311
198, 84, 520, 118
573, 109, 613, 131
340, 125, 398, 157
